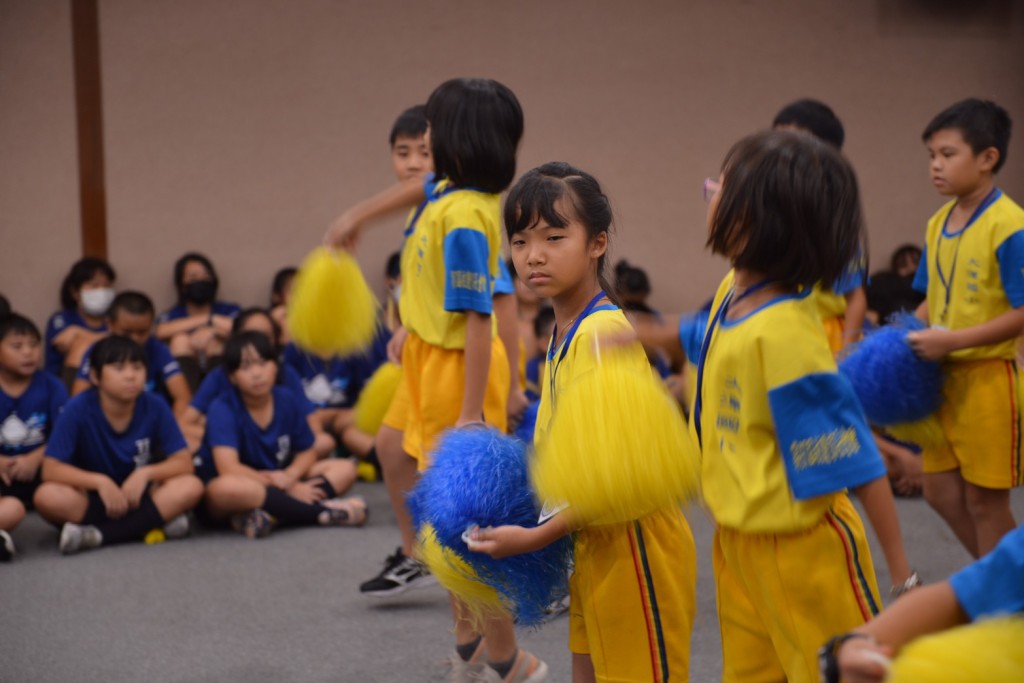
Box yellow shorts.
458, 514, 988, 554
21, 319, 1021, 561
400, 332, 509, 468
714, 494, 881, 683
924, 358, 1024, 489
569, 508, 696, 683
381, 374, 410, 431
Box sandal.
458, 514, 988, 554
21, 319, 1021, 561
320, 496, 369, 527
230, 509, 275, 539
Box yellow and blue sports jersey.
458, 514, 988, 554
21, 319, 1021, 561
399, 178, 501, 350
46, 389, 188, 485
813, 256, 866, 320
0, 371, 68, 456
694, 275, 886, 533
949, 523, 1024, 620
913, 189, 1024, 361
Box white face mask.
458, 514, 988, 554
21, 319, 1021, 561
80, 287, 115, 316
392, 284, 401, 304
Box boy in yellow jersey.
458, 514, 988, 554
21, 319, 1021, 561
907, 98, 1024, 558
697, 132, 912, 683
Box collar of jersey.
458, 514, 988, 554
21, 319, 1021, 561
940, 188, 1002, 238
718, 288, 809, 329
547, 305, 620, 362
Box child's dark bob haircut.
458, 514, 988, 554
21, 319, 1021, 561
772, 99, 845, 150
426, 78, 523, 194
60, 258, 116, 311
270, 267, 296, 306
708, 131, 865, 290
90, 335, 147, 378
922, 98, 1012, 173
108, 291, 155, 321
0, 313, 41, 343
223, 331, 277, 374
232, 308, 282, 348
173, 252, 220, 306
389, 105, 428, 146
504, 161, 618, 301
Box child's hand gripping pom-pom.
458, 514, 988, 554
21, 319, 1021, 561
408, 427, 572, 627
531, 345, 701, 526
885, 616, 1024, 683
353, 362, 402, 436
838, 314, 944, 447
287, 247, 380, 357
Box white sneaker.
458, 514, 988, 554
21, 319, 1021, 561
59, 523, 103, 555
0, 529, 15, 562
164, 514, 191, 540
450, 639, 488, 683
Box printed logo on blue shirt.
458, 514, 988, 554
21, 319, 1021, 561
275, 436, 290, 464
133, 438, 152, 468
0, 412, 48, 449
789, 427, 860, 470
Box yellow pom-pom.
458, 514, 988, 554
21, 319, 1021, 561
887, 616, 1024, 683
354, 362, 403, 436
532, 349, 701, 525
287, 247, 380, 357
144, 529, 166, 545
885, 414, 945, 451
417, 523, 506, 627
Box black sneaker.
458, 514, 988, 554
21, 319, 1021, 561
359, 547, 437, 596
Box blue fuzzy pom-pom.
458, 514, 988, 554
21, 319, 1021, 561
514, 401, 539, 445
410, 427, 571, 626
839, 315, 943, 425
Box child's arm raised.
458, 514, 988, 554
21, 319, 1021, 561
324, 178, 425, 249
908, 306, 1024, 360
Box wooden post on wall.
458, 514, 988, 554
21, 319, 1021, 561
71, 0, 107, 259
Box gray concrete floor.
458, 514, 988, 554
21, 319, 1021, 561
2, 481, 1021, 683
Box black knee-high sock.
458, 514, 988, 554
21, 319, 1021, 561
96, 494, 164, 546
313, 476, 337, 500
261, 486, 323, 526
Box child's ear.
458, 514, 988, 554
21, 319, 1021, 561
589, 232, 609, 259
88, 367, 100, 386
978, 146, 1000, 172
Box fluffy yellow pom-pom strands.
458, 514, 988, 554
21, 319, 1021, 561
416, 524, 507, 627
887, 617, 1024, 683
353, 362, 403, 436
287, 248, 379, 357
531, 350, 701, 526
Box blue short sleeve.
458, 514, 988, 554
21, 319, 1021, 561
995, 231, 1024, 308
949, 525, 1024, 620
45, 399, 83, 463
47, 376, 69, 430
190, 368, 227, 414
283, 390, 316, 453
768, 372, 887, 499
493, 259, 515, 296
280, 365, 316, 416
150, 339, 182, 380
678, 310, 710, 362
150, 396, 187, 457
443, 228, 493, 314
832, 265, 866, 297
76, 343, 96, 382
912, 246, 929, 294
205, 397, 240, 451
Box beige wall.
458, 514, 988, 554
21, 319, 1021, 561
2, 0, 1023, 329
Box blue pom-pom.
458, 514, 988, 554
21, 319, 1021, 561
410, 427, 571, 626
514, 401, 539, 445
839, 315, 943, 426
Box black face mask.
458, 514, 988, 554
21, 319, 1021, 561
183, 280, 216, 305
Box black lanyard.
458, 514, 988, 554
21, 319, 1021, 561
546, 291, 609, 408
934, 188, 1000, 324
693, 279, 774, 447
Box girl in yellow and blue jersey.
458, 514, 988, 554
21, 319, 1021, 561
695, 131, 914, 683
468, 162, 697, 683
327, 79, 546, 683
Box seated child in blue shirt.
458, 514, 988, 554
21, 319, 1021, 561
268, 267, 296, 346
33, 336, 203, 555
185, 308, 332, 464
45, 257, 116, 386
68, 291, 192, 417
202, 332, 366, 538
0, 314, 69, 561
155, 252, 240, 391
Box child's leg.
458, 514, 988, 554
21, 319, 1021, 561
204, 475, 269, 519
0, 495, 26, 530
571, 654, 596, 683
923, 471, 978, 558
149, 474, 203, 521
964, 482, 1016, 556
377, 425, 419, 555
306, 457, 357, 498
32, 482, 92, 524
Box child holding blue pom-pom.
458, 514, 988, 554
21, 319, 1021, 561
694, 131, 915, 683
469, 162, 697, 683
907, 99, 1024, 559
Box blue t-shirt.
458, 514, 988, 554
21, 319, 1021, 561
204, 385, 315, 472
949, 525, 1024, 620
77, 336, 181, 399
46, 390, 188, 484
190, 363, 314, 416
44, 309, 107, 377
156, 301, 241, 325
282, 343, 377, 409
0, 372, 69, 456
